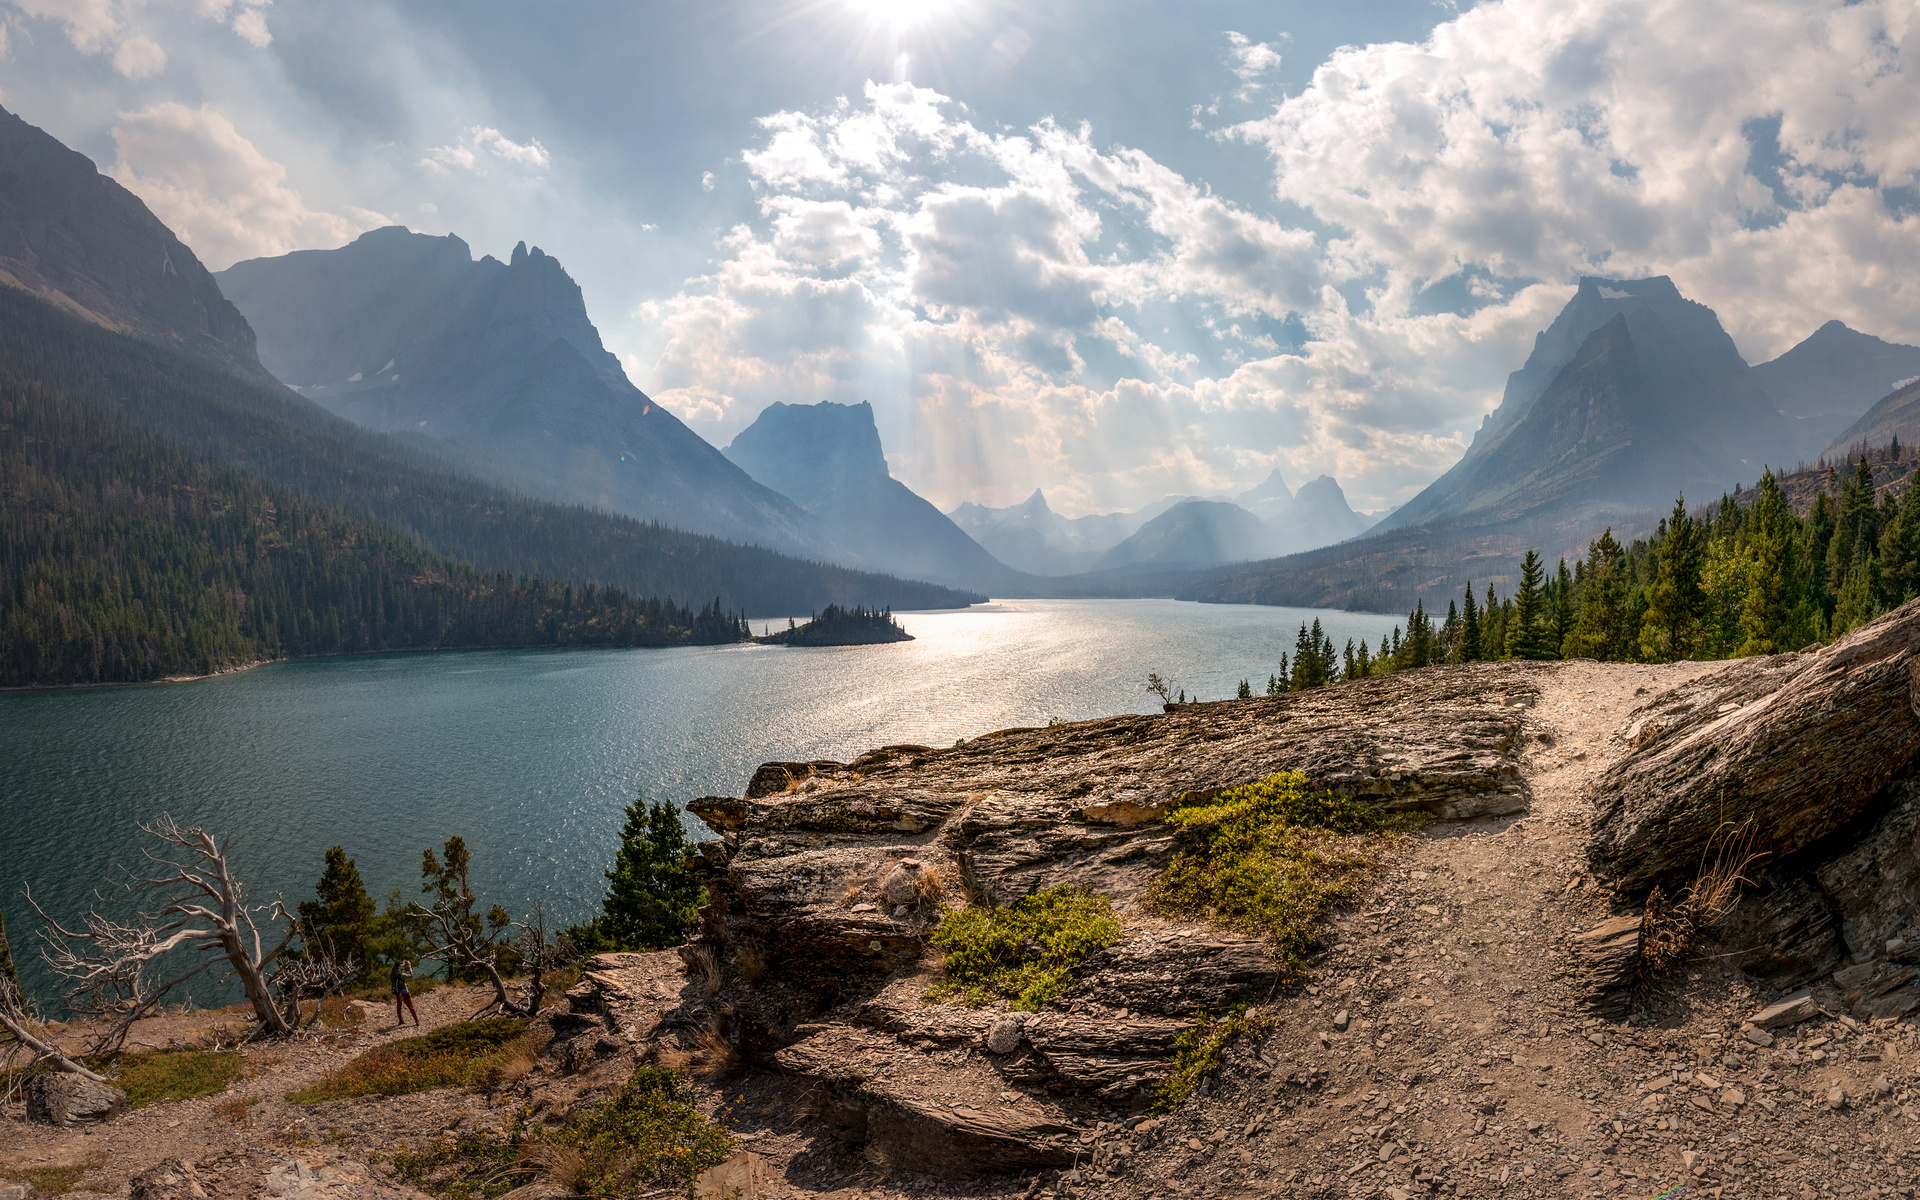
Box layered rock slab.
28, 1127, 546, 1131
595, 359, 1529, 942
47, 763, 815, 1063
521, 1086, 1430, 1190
676, 666, 1543, 1174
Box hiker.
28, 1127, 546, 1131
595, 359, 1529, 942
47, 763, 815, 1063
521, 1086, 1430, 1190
391, 957, 420, 1026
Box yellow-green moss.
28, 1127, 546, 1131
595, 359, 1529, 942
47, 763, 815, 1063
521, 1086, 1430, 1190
1152, 1004, 1275, 1113
927, 885, 1122, 1011
1147, 771, 1411, 976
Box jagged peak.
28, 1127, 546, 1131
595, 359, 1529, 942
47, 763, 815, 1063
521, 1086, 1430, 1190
1576, 275, 1682, 301
511, 240, 529, 266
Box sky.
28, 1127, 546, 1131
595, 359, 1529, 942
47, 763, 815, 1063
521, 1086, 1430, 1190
6, 0, 1920, 517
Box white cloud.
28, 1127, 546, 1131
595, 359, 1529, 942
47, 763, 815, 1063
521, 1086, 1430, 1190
421, 125, 550, 175
110, 103, 386, 269
1225, 31, 1283, 99
701, 170, 715, 190
8, 0, 270, 74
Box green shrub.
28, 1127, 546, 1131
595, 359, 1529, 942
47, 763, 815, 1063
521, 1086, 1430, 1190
1152, 1004, 1274, 1114
393, 1069, 734, 1200
927, 885, 1122, 1011
1148, 771, 1406, 975
287, 1018, 533, 1103
108, 1048, 245, 1107
18, 1164, 97, 1196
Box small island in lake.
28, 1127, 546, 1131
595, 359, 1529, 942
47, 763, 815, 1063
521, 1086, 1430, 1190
756, 604, 914, 646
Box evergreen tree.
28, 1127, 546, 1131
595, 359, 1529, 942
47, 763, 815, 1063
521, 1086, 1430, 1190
1831, 541, 1885, 638
1460, 582, 1482, 662
298, 846, 378, 977
1552, 559, 1574, 657
1879, 473, 1920, 604
587, 796, 704, 952
1277, 653, 1291, 689
1266, 673, 1282, 696
1237, 679, 1253, 699
1406, 600, 1432, 668
1290, 622, 1330, 689
418, 836, 514, 983
1506, 550, 1551, 659
1639, 498, 1706, 662
1739, 472, 1806, 655
1343, 639, 1357, 680
1355, 639, 1372, 678
1564, 530, 1632, 660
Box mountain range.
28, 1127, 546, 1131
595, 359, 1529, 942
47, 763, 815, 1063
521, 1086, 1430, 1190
1191, 277, 1920, 612
722, 400, 1021, 591
216, 227, 819, 553
0, 102, 980, 689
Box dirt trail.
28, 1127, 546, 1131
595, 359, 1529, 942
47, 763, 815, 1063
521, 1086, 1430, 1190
1103, 660, 1919, 1200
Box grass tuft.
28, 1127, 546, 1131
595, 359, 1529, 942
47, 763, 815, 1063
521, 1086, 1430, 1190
926, 884, 1122, 1011
286, 1017, 536, 1103
392, 1069, 734, 1200
18, 1163, 97, 1196
1151, 1004, 1274, 1114
1147, 770, 1409, 976
107, 1048, 246, 1108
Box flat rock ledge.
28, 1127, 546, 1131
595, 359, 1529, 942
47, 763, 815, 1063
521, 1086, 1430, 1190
563, 665, 1546, 1175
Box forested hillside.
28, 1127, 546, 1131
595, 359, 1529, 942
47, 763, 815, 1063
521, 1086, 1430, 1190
1, 379, 751, 687
0, 286, 980, 616
1257, 448, 1920, 694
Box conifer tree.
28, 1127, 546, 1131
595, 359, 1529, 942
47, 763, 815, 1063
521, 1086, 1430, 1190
594, 796, 704, 952
1343, 639, 1357, 680
1506, 550, 1550, 659
1552, 559, 1574, 657
1831, 541, 1885, 638
1460, 582, 1482, 662
1739, 472, 1805, 655
1639, 498, 1706, 662
1565, 529, 1632, 660
1406, 600, 1432, 668
298, 846, 378, 977
1277, 653, 1291, 688
1355, 639, 1372, 677
1266, 673, 1282, 696
1237, 679, 1253, 699
1880, 474, 1920, 604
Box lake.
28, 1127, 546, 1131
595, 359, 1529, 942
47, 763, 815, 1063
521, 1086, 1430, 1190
0, 598, 1397, 1003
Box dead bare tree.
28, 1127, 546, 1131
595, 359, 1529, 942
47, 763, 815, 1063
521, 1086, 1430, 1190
268, 937, 361, 1030
514, 902, 577, 1015
0, 937, 106, 1084
29, 814, 298, 1051
408, 835, 518, 1018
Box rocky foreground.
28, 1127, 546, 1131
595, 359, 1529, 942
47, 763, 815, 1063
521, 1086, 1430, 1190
11, 603, 1920, 1199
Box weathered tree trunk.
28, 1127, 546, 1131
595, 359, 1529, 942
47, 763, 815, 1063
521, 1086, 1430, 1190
1589, 596, 1920, 893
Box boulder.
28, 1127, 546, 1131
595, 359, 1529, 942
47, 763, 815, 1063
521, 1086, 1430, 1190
1745, 992, 1818, 1030
1563, 914, 1643, 1017
0, 1181, 39, 1200
694, 1152, 767, 1200
25, 1072, 125, 1126
1590, 598, 1920, 892
129, 1159, 205, 1200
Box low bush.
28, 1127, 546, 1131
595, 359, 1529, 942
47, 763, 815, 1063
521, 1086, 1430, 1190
286, 1017, 536, 1103
926, 885, 1122, 1011
108, 1048, 246, 1107
1152, 1004, 1274, 1113
392, 1069, 734, 1200
18, 1163, 97, 1196
1147, 771, 1410, 976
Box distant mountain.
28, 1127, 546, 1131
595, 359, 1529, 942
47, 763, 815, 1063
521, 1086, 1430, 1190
1278, 475, 1373, 549
946, 490, 1141, 575
722, 400, 1019, 590
1093, 500, 1279, 570
1753, 320, 1920, 427
0, 284, 982, 621
0, 104, 271, 384
1236, 469, 1294, 521
216, 227, 816, 551
1825, 377, 1920, 458
1378, 276, 1800, 534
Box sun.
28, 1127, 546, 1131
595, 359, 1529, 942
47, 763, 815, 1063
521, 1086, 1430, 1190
845, 0, 957, 31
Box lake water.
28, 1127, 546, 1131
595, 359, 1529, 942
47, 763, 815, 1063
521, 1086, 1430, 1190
0, 598, 1396, 1004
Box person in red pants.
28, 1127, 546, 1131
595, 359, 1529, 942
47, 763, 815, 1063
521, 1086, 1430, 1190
390, 958, 420, 1026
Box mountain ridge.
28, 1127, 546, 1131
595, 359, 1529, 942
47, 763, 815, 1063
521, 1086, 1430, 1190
217, 227, 818, 553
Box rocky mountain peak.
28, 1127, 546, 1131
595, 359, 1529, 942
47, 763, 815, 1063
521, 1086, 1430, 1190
0, 103, 270, 384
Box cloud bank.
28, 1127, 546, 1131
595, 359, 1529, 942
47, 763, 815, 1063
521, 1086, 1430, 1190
634, 0, 1920, 514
